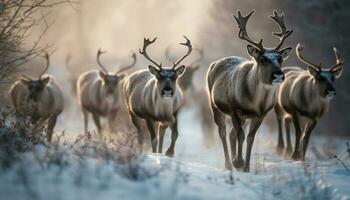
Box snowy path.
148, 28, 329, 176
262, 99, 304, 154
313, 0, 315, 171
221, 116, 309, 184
1, 102, 349, 200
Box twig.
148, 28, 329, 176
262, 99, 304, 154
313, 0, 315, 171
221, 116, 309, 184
329, 153, 350, 173
346, 142, 350, 158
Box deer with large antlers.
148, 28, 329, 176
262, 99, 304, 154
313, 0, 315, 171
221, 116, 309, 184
207, 10, 293, 171
9, 53, 64, 142
123, 36, 192, 156
274, 44, 344, 160
77, 49, 136, 134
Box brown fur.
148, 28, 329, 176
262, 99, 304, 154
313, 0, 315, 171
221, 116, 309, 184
77, 50, 136, 134
274, 45, 344, 160
124, 37, 190, 156
207, 10, 293, 172
123, 69, 183, 156
9, 75, 64, 142
77, 70, 126, 134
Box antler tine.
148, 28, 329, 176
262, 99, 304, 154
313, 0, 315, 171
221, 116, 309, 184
116, 52, 137, 74
97, 49, 108, 73
172, 35, 192, 69
233, 10, 264, 50
23, 75, 32, 80
39, 52, 50, 79
189, 46, 204, 66
139, 37, 162, 69
296, 44, 321, 71
270, 10, 293, 50
331, 47, 344, 69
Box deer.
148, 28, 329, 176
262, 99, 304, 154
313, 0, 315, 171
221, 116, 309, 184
206, 10, 293, 172
77, 49, 136, 134
9, 53, 64, 142
166, 46, 204, 92
123, 36, 192, 157
274, 44, 344, 160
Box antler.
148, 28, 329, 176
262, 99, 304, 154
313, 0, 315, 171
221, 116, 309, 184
139, 37, 162, 69
189, 46, 204, 66
23, 75, 32, 80
270, 10, 293, 50
39, 52, 50, 79
233, 10, 264, 50
172, 35, 192, 69
330, 47, 344, 70
116, 52, 137, 74
296, 44, 321, 71
97, 49, 108, 73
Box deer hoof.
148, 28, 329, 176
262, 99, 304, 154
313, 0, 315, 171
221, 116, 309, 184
225, 161, 233, 170
243, 165, 250, 172
283, 147, 293, 159
165, 149, 174, 158
291, 152, 300, 161
276, 145, 284, 156
233, 158, 244, 169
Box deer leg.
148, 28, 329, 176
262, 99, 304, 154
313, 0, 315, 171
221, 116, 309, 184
130, 113, 144, 153
211, 103, 231, 170
46, 114, 58, 143
146, 119, 157, 153
166, 120, 179, 157
82, 108, 89, 134
300, 120, 317, 161
108, 110, 118, 133
283, 117, 293, 158
243, 117, 263, 172
158, 123, 167, 153
229, 127, 236, 163
231, 112, 245, 169
92, 113, 102, 135
291, 113, 302, 160
274, 107, 285, 156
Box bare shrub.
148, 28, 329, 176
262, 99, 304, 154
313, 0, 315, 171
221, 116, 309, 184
0, 0, 77, 88
0, 106, 46, 168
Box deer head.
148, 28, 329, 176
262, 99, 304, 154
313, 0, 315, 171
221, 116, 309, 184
139, 36, 192, 98
20, 52, 51, 101
233, 10, 293, 86
97, 49, 136, 95
296, 43, 344, 99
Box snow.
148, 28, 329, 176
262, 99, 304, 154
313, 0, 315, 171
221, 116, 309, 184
0, 102, 349, 200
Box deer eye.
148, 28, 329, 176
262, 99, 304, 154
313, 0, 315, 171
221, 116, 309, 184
260, 56, 270, 64
277, 56, 283, 63
157, 75, 165, 80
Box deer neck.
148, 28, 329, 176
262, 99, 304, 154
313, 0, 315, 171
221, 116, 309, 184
310, 77, 330, 108
150, 80, 181, 123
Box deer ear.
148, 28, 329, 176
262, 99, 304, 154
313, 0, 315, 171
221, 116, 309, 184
148, 65, 159, 76
117, 73, 126, 80
280, 47, 293, 60
41, 76, 50, 85
175, 65, 186, 77
247, 45, 261, 58
99, 70, 107, 79
20, 78, 31, 87
308, 66, 320, 77
331, 65, 343, 79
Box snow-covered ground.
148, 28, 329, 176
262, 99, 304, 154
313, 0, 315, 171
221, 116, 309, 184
1, 101, 349, 200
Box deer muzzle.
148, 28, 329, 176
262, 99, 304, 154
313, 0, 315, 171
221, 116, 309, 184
326, 85, 336, 99
161, 86, 174, 98
271, 69, 284, 86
